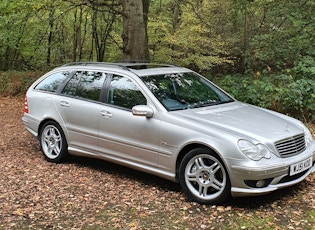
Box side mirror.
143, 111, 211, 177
132, 105, 154, 118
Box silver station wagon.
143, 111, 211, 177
22, 62, 315, 204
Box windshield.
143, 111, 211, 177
141, 72, 234, 111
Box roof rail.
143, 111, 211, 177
62, 62, 115, 67
61, 62, 130, 70
61, 61, 177, 71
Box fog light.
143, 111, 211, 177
256, 180, 265, 188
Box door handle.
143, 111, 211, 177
100, 110, 112, 118
60, 101, 70, 107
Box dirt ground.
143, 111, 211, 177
0, 96, 314, 229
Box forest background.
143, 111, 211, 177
0, 0, 314, 123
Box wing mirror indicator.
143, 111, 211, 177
132, 105, 154, 118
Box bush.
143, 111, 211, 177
212, 73, 315, 123
0, 71, 40, 96
292, 56, 315, 80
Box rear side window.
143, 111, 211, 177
35, 71, 70, 92
62, 71, 106, 101
62, 71, 81, 96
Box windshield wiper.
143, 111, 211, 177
190, 99, 233, 109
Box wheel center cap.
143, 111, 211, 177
202, 171, 210, 180
198, 170, 211, 184
49, 137, 55, 145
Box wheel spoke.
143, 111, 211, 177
187, 171, 198, 182
55, 135, 61, 143
209, 162, 219, 173
49, 127, 56, 135
199, 184, 208, 196
211, 179, 224, 191
194, 157, 205, 169
43, 136, 50, 145
53, 144, 61, 155
47, 145, 53, 155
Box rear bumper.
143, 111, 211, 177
22, 113, 39, 137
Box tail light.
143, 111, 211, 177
24, 95, 29, 113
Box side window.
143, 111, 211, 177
35, 71, 70, 92
76, 72, 106, 101
62, 71, 81, 96
62, 71, 106, 101
109, 75, 146, 109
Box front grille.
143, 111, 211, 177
275, 134, 305, 158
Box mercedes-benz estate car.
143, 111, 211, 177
22, 62, 315, 204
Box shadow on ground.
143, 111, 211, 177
65, 154, 309, 209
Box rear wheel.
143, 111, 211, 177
179, 147, 231, 204
39, 121, 68, 163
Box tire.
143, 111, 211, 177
39, 121, 68, 163
179, 147, 231, 205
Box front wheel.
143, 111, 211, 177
39, 121, 68, 163
179, 148, 231, 204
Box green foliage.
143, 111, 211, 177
0, 0, 121, 70
213, 73, 315, 122
0, 71, 40, 96
292, 56, 315, 80
0, 0, 314, 122
1, 0, 315, 76
148, 0, 234, 72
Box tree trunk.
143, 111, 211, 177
122, 0, 149, 61
47, 7, 54, 66
172, 0, 182, 34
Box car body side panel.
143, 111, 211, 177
98, 105, 161, 168
23, 92, 64, 135
54, 96, 100, 153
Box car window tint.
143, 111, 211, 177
62, 71, 106, 102
62, 71, 81, 96
76, 72, 106, 101
109, 75, 146, 109
35, 71, 70, 92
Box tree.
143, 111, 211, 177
91, 5, 116, 62
121, 0, 149, 61
148, 0, 233, 74
0, 0, 314, 75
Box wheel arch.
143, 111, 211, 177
37, 118, 66, 140
175, 143, 227, 182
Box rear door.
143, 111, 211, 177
56, 71, 107, 153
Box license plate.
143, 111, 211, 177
290, 157, 312, 176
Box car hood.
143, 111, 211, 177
174, 101, 303, 143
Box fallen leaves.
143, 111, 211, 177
0, 96, 314, 229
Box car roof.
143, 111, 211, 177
58, 62, 192, 77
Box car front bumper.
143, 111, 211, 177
228, 144, 315, 197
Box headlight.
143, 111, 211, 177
238, 140, 271, 161
298, 122, 314, 148
304, 127, 314, 148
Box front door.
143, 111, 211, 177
98, 74, 160, 168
